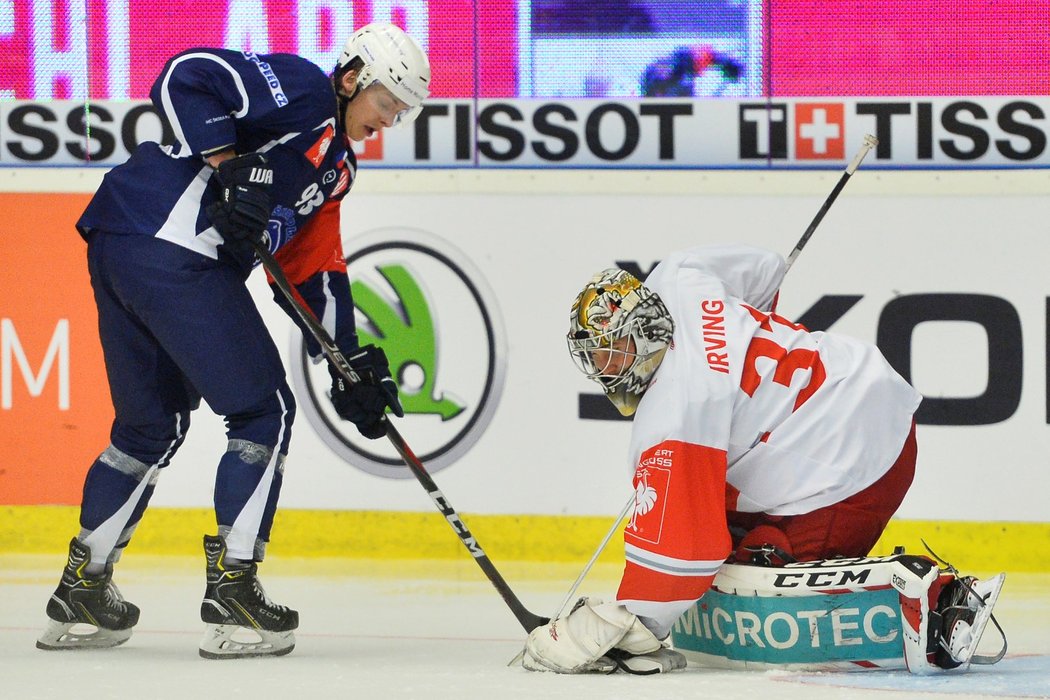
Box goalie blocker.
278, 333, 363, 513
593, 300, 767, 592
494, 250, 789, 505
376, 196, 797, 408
670, 551, 1006, 674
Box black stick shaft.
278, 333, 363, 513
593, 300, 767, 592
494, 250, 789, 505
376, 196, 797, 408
786, 134, 878, 269
250, 240, 548, 632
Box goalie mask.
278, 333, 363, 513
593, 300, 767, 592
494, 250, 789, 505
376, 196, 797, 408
337, 23, 430, 126
567, 269, 674, 417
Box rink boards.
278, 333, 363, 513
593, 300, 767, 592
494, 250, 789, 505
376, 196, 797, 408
0, 168, 1047, 569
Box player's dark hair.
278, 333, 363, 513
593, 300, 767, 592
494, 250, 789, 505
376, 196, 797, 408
332, 56, 364, 85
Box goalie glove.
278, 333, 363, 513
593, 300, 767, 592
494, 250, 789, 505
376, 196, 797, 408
522, 598, 683, 674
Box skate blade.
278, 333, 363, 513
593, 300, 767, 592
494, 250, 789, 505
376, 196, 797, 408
36, 619, 132, 650
958, 573, 1007, 668
199, 624, 295, 660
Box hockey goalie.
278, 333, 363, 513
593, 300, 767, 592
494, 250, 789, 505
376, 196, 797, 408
522, 245, 1006, 675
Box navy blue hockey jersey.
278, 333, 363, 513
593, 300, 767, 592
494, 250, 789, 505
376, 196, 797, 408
77, 48, 360, 356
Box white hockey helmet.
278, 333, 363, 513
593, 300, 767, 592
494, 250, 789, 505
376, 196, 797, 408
567, 269, 674, 417
337, 23, 430, 126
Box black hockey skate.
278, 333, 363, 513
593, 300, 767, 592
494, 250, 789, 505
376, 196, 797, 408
199, 534, 298, 659
37, 538, 140, 650
922, 541, 1007, 670
932, 574, 1007, 669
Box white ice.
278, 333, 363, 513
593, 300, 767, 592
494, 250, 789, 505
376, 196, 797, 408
3, 555, 1047, 700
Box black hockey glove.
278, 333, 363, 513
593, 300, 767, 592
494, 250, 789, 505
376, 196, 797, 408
330, 345, 404, 439
206, 153, 274, 245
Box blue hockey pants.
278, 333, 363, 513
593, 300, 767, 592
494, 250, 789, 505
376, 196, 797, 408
78, 232, 295, 564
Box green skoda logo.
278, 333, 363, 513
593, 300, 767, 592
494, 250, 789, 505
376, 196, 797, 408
291, 228, 507, 478
352, 264, 465, 421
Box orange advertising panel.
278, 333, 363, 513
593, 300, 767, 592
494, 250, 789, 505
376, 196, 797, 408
0, 193, 112, 505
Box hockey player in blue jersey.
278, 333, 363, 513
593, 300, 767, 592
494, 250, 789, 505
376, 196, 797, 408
36, 24, 430, 659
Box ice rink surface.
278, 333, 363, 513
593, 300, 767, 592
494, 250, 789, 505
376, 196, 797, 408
2, 555, 1047, 700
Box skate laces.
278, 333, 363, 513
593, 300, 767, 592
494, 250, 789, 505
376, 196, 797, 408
242, 565, 288, 613
251, 576, 275, 607
922, 542, 988, 613
102, 581, 130, 611
922, 540, 1008, 666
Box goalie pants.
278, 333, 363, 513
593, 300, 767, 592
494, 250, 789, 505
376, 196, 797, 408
78, 232, 295, 565
729, 420, 917, 561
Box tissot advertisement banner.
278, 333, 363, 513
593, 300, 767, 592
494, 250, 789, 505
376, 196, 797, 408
3, 97, 1048, 168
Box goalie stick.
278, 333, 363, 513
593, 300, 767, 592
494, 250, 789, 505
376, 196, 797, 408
508, 494, 636, 667
250, 239, 548, 633
786, 133, 879, 270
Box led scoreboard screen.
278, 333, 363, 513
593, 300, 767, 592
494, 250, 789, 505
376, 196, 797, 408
2, 1, 1048, 168
3, 0, 1045, 101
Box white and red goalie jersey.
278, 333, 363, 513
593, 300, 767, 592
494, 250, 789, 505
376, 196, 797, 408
616, 245, 922, 637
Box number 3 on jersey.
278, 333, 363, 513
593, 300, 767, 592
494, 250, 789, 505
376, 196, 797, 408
739, 305, 826, 411
296, 183, 324, 216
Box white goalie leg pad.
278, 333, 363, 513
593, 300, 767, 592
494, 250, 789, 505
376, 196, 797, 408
523, 597, 660, 674
36, 619, 133, 650
672, 553, 949, 673
891, 558, 942, 674
199, 623, 295, 660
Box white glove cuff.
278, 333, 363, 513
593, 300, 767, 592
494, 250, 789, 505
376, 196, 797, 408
588, 601, 661, 654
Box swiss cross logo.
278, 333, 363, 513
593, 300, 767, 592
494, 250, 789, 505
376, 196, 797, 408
795, 103, 845, 160
352, 131, 384, 160
625, 464, 671, 545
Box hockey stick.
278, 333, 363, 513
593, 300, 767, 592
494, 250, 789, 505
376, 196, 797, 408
249, 239, 549, 633
785, 133, 878, 270
550, 495, 635, 622
507, 493, 635, 666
